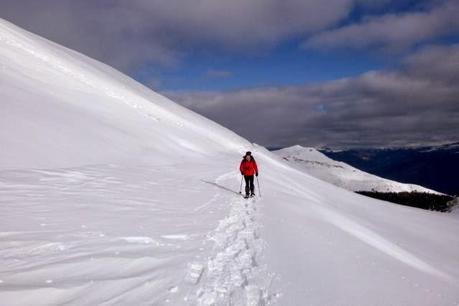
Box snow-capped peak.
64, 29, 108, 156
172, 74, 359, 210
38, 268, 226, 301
274, 145, 440, 194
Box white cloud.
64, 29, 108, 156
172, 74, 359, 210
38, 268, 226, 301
165, 45, 459, 148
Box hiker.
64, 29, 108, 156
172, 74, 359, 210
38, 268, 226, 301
240, 151, 258, 198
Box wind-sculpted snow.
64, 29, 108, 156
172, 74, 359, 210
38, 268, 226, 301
1, 19, 459, 305
0, 159, 277, 305
0, 161, 240, 305
258, 157, 459, 305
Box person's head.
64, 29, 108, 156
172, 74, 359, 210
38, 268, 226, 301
244, 151, 252, 161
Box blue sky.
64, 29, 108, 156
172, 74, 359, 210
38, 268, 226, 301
135, 40, 389, 91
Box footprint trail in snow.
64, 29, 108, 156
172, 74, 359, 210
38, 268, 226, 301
186, 173, 273, 305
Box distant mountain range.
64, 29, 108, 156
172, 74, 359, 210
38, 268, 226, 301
320, 143, 459, 196
274, 145, 438, 194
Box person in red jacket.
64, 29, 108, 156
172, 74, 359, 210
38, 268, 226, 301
239, 151, 258, 198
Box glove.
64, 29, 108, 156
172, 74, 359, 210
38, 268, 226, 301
256, 172, 258, 177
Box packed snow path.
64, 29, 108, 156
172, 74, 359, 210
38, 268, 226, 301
185, 172, 273, 305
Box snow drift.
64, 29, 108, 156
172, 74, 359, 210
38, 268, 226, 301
1, 19, 459, 306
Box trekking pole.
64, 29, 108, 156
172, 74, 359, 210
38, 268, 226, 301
256, 176, 261, 197
239, 175, 243, 194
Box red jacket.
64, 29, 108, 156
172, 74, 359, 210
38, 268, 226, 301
240, 159, 258, 176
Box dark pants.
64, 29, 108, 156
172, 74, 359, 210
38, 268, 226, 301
244, 175, 255, 195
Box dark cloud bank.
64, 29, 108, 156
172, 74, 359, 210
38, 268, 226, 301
0, 0, 354, 72
167, 45, 459, 149
2, 0, 457, 72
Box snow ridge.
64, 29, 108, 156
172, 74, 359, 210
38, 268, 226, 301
188, 172, 272, 305
274, 146, 439, 194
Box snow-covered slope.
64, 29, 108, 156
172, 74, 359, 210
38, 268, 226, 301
1, 19, 459, 306
275, 145, 439, 193
0, 19, 248, 170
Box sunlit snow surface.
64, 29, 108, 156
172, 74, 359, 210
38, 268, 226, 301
0, 160, 272, 305
1, 19, 459, 305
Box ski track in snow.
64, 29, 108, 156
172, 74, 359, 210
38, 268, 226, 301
185, 172, 273, 305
